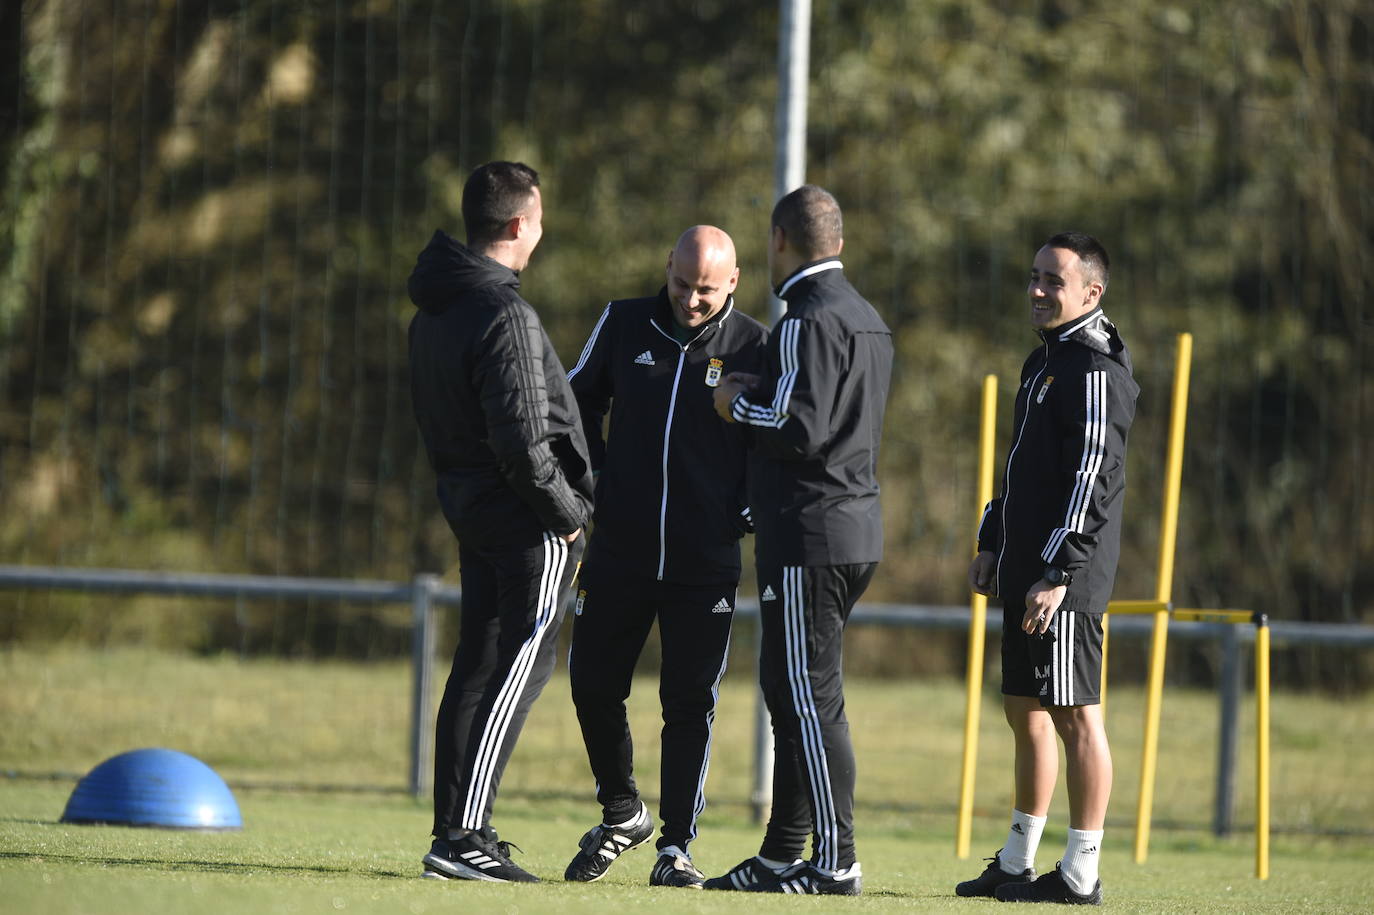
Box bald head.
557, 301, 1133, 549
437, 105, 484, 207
666, 225, 740, 329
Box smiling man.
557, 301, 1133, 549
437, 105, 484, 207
562, 226, 768, 887
960, 232, 1139, 906
408, 161, 592, 883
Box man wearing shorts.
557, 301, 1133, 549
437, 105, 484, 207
960, 232, 1138, 905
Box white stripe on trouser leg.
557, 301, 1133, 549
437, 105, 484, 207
461, 533, 567, 828
1052, 612, 1076, 707
1053, 617, 1063, 706
781, 565, 839, 870
688, 626, 731, 843
1065, 613, 1076, 705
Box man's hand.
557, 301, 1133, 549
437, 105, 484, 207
1023, 578, 1066, 635
561, 527, 581, 544
713, 372, 760, 423
967, 551, 997, 596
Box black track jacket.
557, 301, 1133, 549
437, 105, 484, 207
407, 230, 593, 549
728, 259, 893, 567
567, 290, 768, 585
977, 308, 1139, 615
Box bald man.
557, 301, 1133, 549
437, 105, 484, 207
563, 226, 768, 887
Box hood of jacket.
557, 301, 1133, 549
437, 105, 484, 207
1041, 308, 1132, 372
407, 229, 519, 315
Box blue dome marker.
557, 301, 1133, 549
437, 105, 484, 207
61, 748, 243, 830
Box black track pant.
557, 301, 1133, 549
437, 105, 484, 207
568, 570, 736, 852
432, 531, 584, 837
756, 561, 876, 872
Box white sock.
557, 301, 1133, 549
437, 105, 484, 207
659, 844, 688, 860
1060, 828, 1103, 894
812, 861, 862, 880
1000, 809, 1046, 874
756, 854, 798, 873
606, 801, 647, 829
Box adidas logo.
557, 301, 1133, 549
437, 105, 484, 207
1012, 823, 1024, 835
1083, 845, 1098, 855
634, 350, 655, 366
761, 585, 776, 602
711, 599, 732, 614
460, 849, 501, 870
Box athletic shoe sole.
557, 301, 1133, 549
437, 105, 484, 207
422, 852, 510, 882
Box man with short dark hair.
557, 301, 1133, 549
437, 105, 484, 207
561, 226, 767, 888
957, 231, 1137, 906
706, 185, 893, 896
407, 161, 592, 883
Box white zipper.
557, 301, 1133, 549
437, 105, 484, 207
996, 340, 1049, 590
656, 347, 687, 580
647, 316, 711, 581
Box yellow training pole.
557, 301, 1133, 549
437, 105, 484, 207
1255, 615, 1271, 879
956, 374, 999, 858
1134, 332, 1192, 864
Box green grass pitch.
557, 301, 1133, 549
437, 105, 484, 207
2, 646, 1371, 912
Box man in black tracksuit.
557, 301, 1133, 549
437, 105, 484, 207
562, 226, 768, 888
407, 162, 593, 884
708, 186, 892, 896
958, 232, 1138, 906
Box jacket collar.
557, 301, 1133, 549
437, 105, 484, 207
775, 257, 843, 300
1038, 306, 1116, 355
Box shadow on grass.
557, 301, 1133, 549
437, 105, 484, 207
0, 850, 409, 879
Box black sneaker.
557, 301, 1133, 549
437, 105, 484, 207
649, 848, 705, 888
956, 850, 1036, 897
563, 801, 654, 882
703, 856, 800, 891
995, 864, 1102, 905
746, 861, 862, 895
421, 830, 539, 883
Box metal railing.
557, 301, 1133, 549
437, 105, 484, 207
3, 564, 1373, 836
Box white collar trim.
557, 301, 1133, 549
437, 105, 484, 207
778, 260, 843, 300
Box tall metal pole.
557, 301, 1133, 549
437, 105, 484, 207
770, 0, 811, 325
752, 0, 812, 823
409, 574, 439, 797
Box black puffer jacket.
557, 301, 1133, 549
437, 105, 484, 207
977, 308, 1139, 614
407, 229, 593, 548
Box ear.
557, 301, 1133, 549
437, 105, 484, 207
835, 237, 844, 257
1087, 280, 1104, 306
726, 266, 740, 293
505, 213, 526, 242
770, 224, 786, 253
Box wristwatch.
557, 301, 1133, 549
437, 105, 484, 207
1042, 566, 1072, 587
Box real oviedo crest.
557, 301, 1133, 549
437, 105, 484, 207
1036, 375, 1054, 404
705, 357, 724, 388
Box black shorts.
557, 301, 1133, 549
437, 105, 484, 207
1001, 606, 1103, 707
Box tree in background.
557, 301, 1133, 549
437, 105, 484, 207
0, 1, 1368, 685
